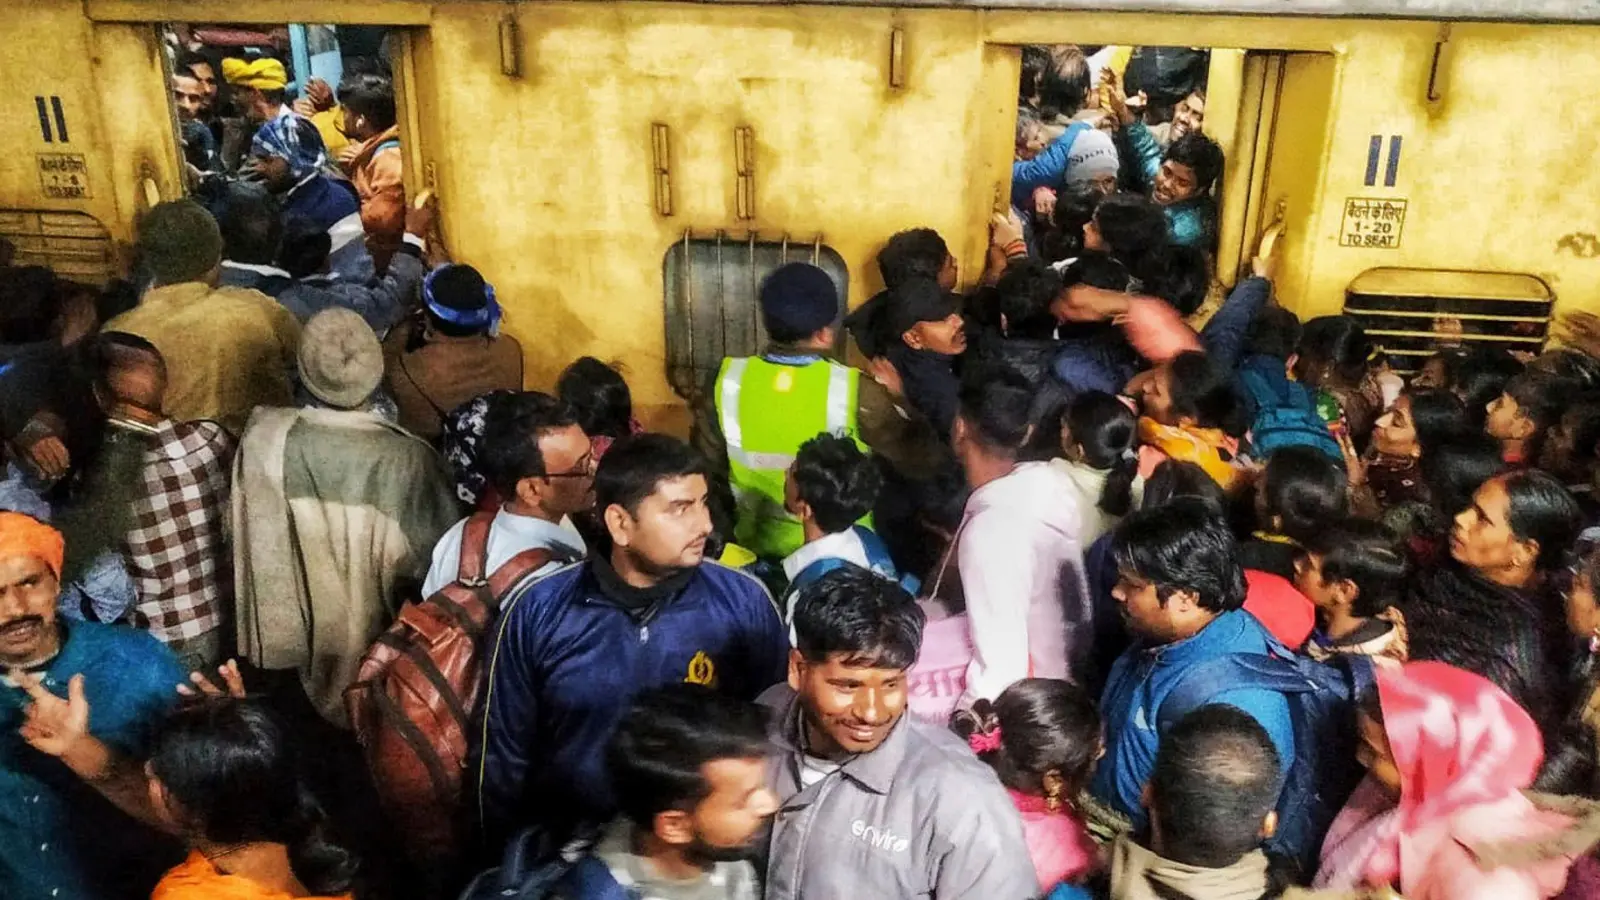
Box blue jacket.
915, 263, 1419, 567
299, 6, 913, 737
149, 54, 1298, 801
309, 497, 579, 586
1, 622, 185, 900
475, 558, 788, 848
1089, 609, 1294, 831
1011, 121, 1091, 209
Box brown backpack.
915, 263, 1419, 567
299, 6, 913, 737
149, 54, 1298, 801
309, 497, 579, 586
345, 511, 576, 860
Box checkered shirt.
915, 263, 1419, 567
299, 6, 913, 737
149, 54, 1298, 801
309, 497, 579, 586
125, 418, 237, 642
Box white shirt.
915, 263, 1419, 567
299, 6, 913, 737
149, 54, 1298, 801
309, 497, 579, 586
956, 461, 1093, 705
421, 508, 586, 596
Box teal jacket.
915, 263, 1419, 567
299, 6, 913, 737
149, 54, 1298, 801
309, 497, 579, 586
1125, 121, 1216, 248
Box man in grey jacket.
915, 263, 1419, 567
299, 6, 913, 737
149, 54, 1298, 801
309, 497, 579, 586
759, 567, 1038, 899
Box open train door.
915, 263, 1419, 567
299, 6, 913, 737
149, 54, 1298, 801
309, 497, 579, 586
1216, 50, 1338, 311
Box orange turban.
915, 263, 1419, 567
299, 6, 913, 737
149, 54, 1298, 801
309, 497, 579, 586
0, 512, 64, 578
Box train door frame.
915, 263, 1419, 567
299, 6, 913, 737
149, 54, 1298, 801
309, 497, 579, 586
89, 3, 435, 225
975, 35, 1338, 299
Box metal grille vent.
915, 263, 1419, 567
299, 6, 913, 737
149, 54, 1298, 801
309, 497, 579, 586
1342, 267, 1553, 373
664, 232, 848, 400
0, 210, 114, 285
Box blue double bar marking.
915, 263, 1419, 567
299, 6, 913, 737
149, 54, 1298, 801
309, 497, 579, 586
1365, 134, 1402, 187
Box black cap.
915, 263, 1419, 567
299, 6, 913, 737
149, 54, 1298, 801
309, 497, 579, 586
886, 277, 961, 337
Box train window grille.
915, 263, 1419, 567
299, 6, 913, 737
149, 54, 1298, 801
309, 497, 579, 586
663, 232, 849, 400
1342, 267, 1554, 374
0, 210, 114, 285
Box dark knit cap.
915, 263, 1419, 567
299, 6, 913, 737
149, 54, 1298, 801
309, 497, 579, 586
137, 200, 224, 285
759, 263, 839, 341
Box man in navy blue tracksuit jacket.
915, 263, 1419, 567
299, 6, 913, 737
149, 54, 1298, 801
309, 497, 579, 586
475, 434, 789, 852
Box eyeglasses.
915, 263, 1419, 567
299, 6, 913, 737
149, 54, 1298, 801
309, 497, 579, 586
541, 454, 596, 479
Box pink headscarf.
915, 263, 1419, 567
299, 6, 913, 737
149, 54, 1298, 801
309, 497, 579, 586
1317, 661, 1545, 893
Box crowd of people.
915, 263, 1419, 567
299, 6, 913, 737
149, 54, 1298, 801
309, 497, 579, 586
9, 33, 1600, 900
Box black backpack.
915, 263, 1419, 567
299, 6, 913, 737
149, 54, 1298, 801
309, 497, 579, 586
457, 827, 637, 900
1156, 640, 1377, 881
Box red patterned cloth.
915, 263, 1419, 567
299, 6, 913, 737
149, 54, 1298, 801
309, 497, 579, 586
124, 418, 236, 642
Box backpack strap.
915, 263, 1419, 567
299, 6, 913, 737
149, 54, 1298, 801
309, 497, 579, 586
457, 511, 499, 585
788, 556, 850, 598
561, 856, 639, 900
484, 544, 580, 603
1155, 650, 1316, 734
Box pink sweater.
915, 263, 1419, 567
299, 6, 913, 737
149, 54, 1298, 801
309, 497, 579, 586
1009, 790, 1098, 892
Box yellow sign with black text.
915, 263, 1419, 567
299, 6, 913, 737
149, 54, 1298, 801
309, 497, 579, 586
1339, 197, 1406, 249
36, 153, 90, 200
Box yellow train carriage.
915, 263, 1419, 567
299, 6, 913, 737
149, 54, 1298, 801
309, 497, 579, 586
1, 0, 1592, 429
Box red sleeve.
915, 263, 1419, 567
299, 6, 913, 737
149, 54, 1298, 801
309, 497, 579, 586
1242, 569, 1316, 649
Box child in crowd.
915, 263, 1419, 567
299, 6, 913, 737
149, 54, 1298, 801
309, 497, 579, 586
1295, 519, 1410, 662
1293, 316, 1383, 450
1133, 350, 1244, 489
1235, 306, 1340, 463
1053, 390, 1142, 546
951, 678, 1101, 894
556, 356, 641, 462
1240, 445, 1348, 581
1487, 371, 1573, 467
779, 432, 899, 623
1349, 388, 1469, 515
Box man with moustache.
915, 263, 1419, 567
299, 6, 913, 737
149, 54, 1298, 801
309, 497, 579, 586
0, 512, 187, 900
476, 434, 789, 852
760, 567, 1036, 900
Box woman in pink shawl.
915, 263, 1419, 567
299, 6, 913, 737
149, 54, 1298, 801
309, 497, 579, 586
1315, 661, 1590, 899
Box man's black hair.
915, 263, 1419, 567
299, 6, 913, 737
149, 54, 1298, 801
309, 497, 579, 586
479, 392, 582, 502
956, 364, 1037, 454
793, 566, 924, 671
338, 73, 397, 130
594, 433, 710, 517
1151, 705, 1283, 869
176, 51, 214, 75
1038, 46, 1090, 120
215, 182, 283, 267
877, 229, 949, 290
1139, 244, 1210, 317
607, 684, 770, 832
1093, 193, 1169, 275
1245, 307, 1302, 360
1500, 469, 1583, 571
1165, 351, 1246, 436
1259, 445, 1348, 544
1111, 497, 1246, 613
1303, 519, 1408, 618
1165, 132, 1225, 194
276, 214, 332, 279
792, 433, 881, 535
994, 257, 1063, 341
87, 331, 163, 401
1019, 46, 1051, 102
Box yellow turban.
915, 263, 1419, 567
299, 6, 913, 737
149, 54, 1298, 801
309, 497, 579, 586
222, 57, 288, 91
0, 512, 64, 579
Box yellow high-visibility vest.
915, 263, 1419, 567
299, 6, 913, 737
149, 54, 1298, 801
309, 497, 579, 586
714, 355, 864, 560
